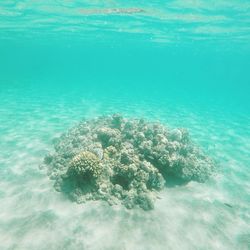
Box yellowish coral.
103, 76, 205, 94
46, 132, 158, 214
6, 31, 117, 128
70, 151, 101, 178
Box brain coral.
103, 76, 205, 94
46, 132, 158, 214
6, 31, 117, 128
42, 114, 216, 210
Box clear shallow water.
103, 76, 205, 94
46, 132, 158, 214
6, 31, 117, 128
0, 1, 250, 250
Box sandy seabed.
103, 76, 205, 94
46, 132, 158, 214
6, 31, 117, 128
0, 87, 249, 250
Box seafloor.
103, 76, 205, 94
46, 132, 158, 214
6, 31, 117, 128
0, 70, 249, 249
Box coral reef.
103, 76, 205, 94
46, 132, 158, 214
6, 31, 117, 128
42, 114, 215, 210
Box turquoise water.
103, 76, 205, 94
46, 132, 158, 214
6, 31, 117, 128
0, 1, 250, 250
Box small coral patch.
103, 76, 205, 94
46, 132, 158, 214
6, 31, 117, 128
42, 114, 216, 210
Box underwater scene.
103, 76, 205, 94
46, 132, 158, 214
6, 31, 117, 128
0, 1, 250, 250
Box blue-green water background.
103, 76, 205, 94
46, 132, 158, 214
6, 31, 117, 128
0, 1, 250, 249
